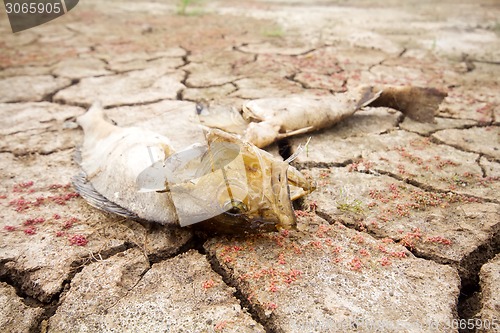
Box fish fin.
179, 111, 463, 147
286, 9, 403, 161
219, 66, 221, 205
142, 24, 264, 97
197, 104, 249, 135
284, 137, 311, 163
355, 86, 383, 110
77, 101, 103, 129
277, 126, 314, 140
72, 172, 138, 219
73, 146, 82, 165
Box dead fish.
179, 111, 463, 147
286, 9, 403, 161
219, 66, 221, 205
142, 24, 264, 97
73, 102, 314, 234
242, 85, 381, 148
199, 85, 446, 148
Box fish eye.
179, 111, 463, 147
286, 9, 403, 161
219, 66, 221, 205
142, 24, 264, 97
222, 199, 248, 215
195, 103, 205, 115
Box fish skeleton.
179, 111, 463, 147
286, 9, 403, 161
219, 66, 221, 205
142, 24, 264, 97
73, 102, 314, 234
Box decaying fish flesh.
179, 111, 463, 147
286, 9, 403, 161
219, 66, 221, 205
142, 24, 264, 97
73, 103, 314, 234
199, 85, 447, 148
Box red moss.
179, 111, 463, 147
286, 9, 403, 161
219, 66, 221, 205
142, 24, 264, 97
214, 321, 228, 331
202, 279, 215, 289
349, 257, 363, 271
332, 246, 342, 254
24, 227, 37, 235
294, 210, 311, 217
379, 257, 392, 266
266, 302, 278, 310
390, 251, 407, 258
359, 249, 370, 257
63, 217, 79, 229
311, 241, 323, 249
68, 234, 88, 246
400, 228, 422, 249
23, 217, 45, 226
32, 196, 46, 206
426, 236, 452, 245
48, 192, 79, 205
278, 253, 286, 265
8, 197, 30, 212
18, 181, 34, 188
4, 225, 16, 232
353, 234, 365, 244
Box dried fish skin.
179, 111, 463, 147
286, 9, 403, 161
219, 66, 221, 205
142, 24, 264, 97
242, 86, 381, 148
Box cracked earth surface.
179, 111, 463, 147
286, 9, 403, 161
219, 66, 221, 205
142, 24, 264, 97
0, 0, 499, 332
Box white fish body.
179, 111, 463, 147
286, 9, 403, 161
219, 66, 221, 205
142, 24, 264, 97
77, 103, 177, 224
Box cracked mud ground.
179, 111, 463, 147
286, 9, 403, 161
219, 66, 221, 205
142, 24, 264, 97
0, 0, 499, 332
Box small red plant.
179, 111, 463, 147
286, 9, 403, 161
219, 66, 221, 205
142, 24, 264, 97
349, 257, 363, 271
8, 197, 30, 212
426, 236, 452, 245
68, 234, 88, 246
359, 249, 370, 257
17, 181, 34, 188
278, 253, 286, 265
214, 321, 227, 331
379, 257, 392, 266
390, 251, 407, 258
23, 217, 45, 226
309, 201, 318, 211
266, 302, 278, 310
24, 227, 36, 235
269, 281, 278, 292
202, 279, 215, 289
63, 217, 79, 229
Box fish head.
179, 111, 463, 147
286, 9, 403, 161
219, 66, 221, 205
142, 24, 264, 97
136, 128, 314, 234
189, 129, 314, 234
